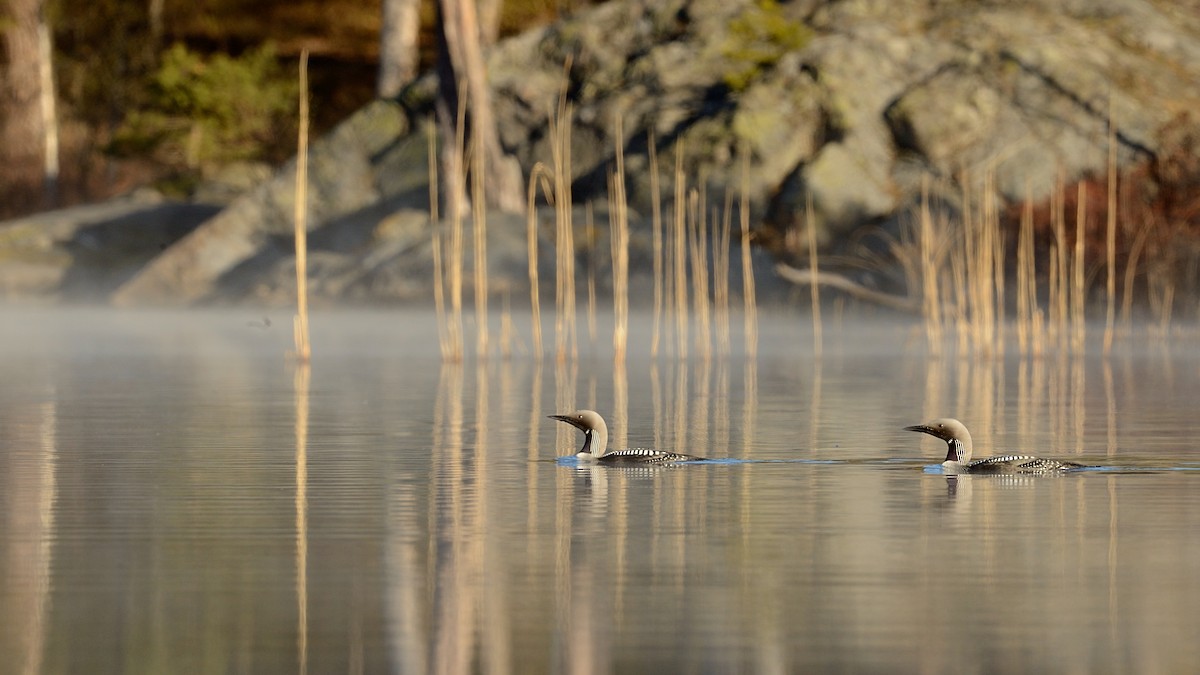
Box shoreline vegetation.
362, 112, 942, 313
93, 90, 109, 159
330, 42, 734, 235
412, 101, 1187, 366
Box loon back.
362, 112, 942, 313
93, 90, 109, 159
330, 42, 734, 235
965, 455, 1086, 474
595, 448, 702, 465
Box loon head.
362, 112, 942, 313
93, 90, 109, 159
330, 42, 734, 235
549, 409, 609, 458
904, 417, 974, 465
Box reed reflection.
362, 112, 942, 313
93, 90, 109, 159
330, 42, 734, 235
0, 401, 57, 675
429, 361, 474, 675
294, 365, 310, 675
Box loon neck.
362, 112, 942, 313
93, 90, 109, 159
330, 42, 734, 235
578, 427, 608, 459
945, 437, 972, 464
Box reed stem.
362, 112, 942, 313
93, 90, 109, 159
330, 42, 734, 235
739, 149, 758, 359
805, 191, 822, 357
672, 142, 689, 360
610, 115, 630, 363
292, 50, 311, 364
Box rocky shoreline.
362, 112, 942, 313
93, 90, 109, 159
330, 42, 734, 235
1, 0, 1198, 313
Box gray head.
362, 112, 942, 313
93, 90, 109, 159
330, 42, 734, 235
904, 417, 973, 464
549, 409, 609, 457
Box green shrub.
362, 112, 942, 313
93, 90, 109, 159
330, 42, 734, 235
110, 43, 297, 175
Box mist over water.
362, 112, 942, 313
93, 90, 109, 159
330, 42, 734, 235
0, 307, 1197, 672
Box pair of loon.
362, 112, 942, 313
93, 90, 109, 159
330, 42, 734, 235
550, 410, 1085, 473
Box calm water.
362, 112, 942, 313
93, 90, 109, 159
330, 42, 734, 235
0, 308, 1198, 673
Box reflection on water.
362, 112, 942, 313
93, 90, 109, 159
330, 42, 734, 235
0, 309, 1198, 673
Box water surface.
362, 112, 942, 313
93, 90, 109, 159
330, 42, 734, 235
0, 308, 1197, 673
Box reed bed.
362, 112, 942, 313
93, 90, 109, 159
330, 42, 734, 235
292, 50, 311, 364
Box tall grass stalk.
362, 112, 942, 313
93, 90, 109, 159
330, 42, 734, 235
585, 203, 598, 346
917, 177, 943, 354
1104, 113, 1117, 354
1016, 184, 1043, 355
985, 172, 1005, 358
609, 116, 630, 363
549, 86, 576, 363
429, 119, 451, 359
805, 192, 822, 357
739, 150, 758, 359
471, 129, 489, 359
1121, 225, 1150, 329
672, 143, 689, 360
648, 133, 665, 358
292, 50, 312, 363
432, 231, 452, 361
526, 163, 553, 359
713, 191, 733, 356
1071, 182, 1087, 352
688, 188, 711, 360
1051, 177, 1069, 349
442, 92, 470, 363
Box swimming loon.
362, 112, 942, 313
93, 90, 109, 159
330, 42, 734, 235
549, 410, 704, 464
904, 418, 1086, 474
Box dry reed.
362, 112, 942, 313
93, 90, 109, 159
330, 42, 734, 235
471, 127, 489, 359
739, 149, 758, 359
672, 143, 689, 359
648, 132, 665, 358
549, 85, 576, 363
688, 188, 712, 360
585, 203, 598, 346
429, 119, 452, 360
526, 163, 553, 359
1104, 113, 1117, 354
440, 93, 470, 363
609, 115, 630, 363
805, 192, 822, 357
713, 191, 733, 356
292, 50, 311, 364
1051, 176, 1069, 348
917, 177, 944, 354
1071, 182, 1087, 352
1015, 183, 1044, 355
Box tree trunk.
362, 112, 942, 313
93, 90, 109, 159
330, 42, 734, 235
435, 0, 524, 215
378, 0, 421, 98
1, 0, 52, 212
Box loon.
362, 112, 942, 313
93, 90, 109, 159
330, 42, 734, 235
904, 418, 1086, 474
549, 410, 704, 464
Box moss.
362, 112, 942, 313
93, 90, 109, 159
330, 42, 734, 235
720, 0, 813, 92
